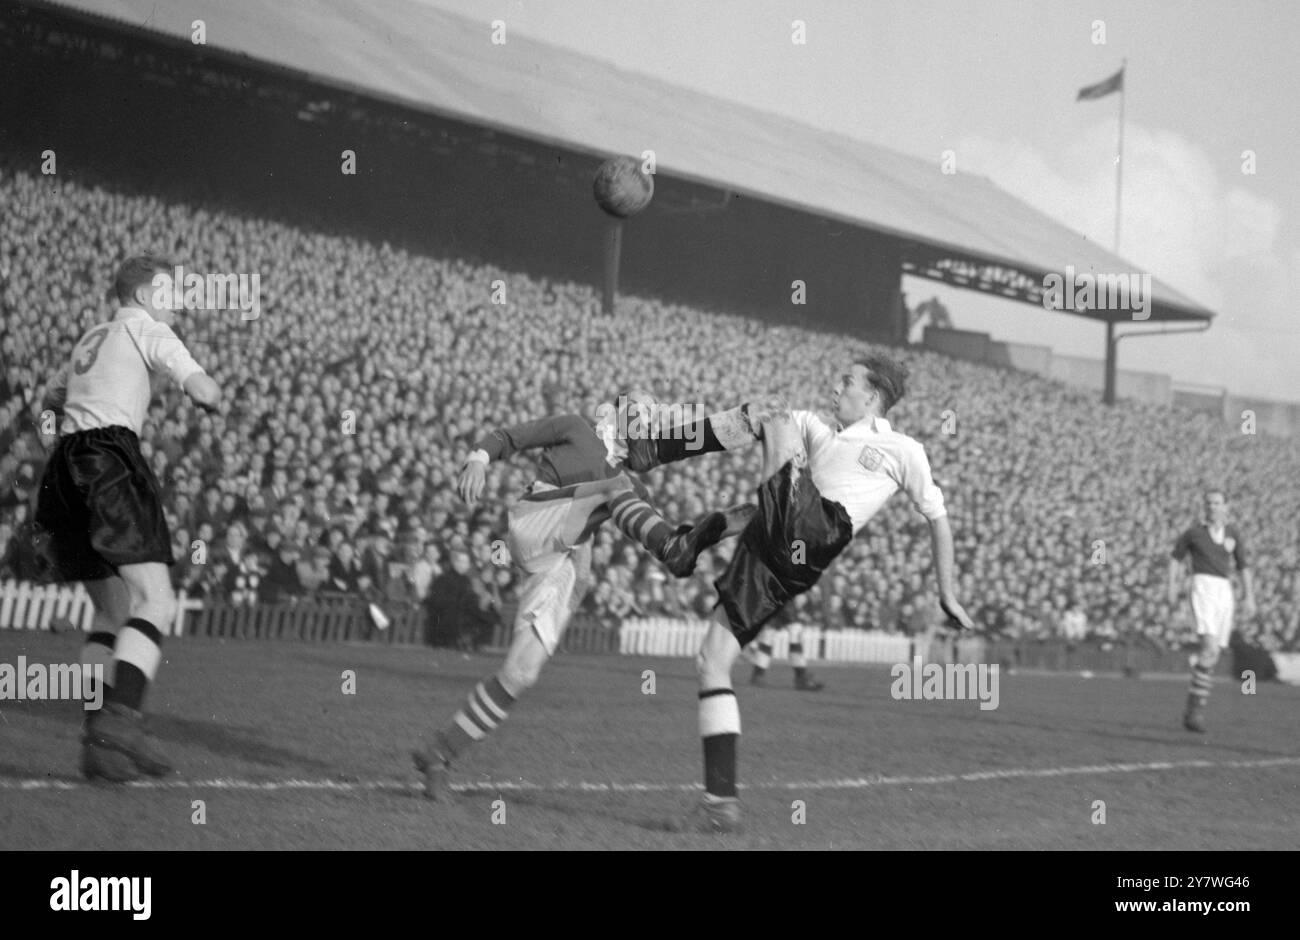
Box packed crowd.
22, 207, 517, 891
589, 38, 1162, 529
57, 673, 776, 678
2, 157, 1297, 651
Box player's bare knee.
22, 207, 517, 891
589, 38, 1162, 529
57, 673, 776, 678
500, 657, 543, 694
697, 636, 738, 688
138, 592, 177, 629
500, 636, 549, 694
695, 648, 728, 687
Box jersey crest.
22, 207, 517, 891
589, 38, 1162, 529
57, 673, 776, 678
857, 444, 884, 471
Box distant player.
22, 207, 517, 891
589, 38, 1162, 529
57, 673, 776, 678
746, 598, 825, 691
1168, 489, 1255, 733
634, 356, 974, 833
34, 255, 221, 781
412, 392, 750, 799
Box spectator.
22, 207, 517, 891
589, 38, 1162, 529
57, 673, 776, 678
1, 154, 1295, 652
424, 549, 495, 650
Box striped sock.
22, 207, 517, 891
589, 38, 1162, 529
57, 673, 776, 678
699, 688, 741, 798
80, 631, 117, 710
607, 491, 676, 557
1188, 664, 1213, 707
108, 618, 163, 710
440, 675, 517, 760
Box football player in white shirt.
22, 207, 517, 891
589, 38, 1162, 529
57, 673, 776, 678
34, 255, 220, 782
657, 355, 975, 833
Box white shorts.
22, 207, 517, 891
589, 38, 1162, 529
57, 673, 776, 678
506, 480, 618, 655
513, 542, 593, 655
1190, 574, 1234, 649
506, 477, 628, 576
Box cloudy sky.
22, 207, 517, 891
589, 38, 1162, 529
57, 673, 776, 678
425, 0, 1297, 400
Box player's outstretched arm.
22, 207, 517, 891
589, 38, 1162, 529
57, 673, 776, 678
1240, 568, 1257, 619
928, 515, 974, 630
41, 366, 69, 416
457, 454, 488, 507
457, 414, 587, 507
183, 372, 221, 413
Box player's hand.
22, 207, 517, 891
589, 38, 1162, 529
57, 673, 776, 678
939, 597, 975, 631
457, 461, 486, 507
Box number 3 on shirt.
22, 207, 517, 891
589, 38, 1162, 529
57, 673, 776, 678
72, 326, 109, 375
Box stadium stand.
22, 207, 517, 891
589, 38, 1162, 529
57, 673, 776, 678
2, 156, 1297, 655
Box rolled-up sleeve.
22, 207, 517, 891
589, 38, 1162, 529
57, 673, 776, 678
897, 440, 946, 520
137, 321, 204, 388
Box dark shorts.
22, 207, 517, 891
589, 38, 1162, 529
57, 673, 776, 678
714, 459, 853, 646
33, 426, 174, 583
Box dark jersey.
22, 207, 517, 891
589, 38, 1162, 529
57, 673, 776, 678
473, 414, 652, 547
475, 414, 620, 488
1172, 524, 1248, 579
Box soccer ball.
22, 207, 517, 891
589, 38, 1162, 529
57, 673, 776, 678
592, 156, 654, 218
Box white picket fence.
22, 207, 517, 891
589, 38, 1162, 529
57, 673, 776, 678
618, 616, 914, 664
0, 580, 201, 636
0, 580, 95, 632
619, 617, 710, 656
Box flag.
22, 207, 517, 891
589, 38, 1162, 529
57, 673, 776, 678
1077, 67, 1124, 101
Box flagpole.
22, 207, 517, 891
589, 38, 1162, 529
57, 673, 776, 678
1114, 59, 1126, 254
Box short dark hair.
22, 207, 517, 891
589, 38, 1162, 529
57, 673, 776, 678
112, 254, 175, 306
855, 355, 909, 414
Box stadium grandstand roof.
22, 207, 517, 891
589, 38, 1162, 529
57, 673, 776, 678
40, 0, 1213, 323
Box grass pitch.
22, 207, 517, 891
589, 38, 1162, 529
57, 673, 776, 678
1, 628, 1297, 850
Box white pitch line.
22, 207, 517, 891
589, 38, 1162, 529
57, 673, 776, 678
1, 755, 1297, 793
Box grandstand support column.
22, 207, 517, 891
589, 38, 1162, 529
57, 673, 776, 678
1106, 320, 1214, 406
863, 238, 906, 345
602, 219, 623, 315
1103, 319, 1117, 405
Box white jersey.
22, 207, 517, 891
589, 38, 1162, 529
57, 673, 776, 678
792, 411, 946, 533
52, 306, 205, 437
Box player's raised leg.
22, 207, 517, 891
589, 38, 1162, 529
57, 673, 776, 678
607, 487, 729, 577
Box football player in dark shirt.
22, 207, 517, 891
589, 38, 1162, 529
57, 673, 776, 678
413, 391, 756, 799
1168, 489, 1255, 732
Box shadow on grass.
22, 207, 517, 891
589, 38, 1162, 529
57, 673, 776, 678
145, 713, 336, 772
